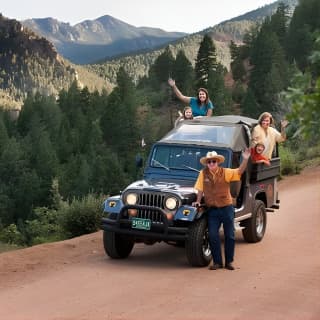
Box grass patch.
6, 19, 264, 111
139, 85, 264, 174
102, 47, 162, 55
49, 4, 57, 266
0, 241, 22, 253
299, 156, 320, 169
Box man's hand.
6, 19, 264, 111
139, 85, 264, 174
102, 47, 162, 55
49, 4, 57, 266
238, 148, 251, 175
242, 148, 251, 160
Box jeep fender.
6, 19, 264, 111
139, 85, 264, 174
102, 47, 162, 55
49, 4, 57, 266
174, 205, 203, 222
103, 195, 123, 214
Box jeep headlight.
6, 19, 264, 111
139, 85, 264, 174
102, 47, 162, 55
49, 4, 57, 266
125, 193, 138, 205
164, 196, 178, 211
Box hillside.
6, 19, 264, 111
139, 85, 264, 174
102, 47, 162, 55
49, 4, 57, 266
22, 15, 187, 64
89, 0, 298, 85
0, 15, 111, 108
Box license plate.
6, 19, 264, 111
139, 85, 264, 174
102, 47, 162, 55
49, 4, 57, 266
131, 217, 151, 230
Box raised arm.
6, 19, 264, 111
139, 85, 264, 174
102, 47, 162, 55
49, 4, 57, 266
168, 78, 191, 105
280, 119, 288, 141
238, 148, 251, 175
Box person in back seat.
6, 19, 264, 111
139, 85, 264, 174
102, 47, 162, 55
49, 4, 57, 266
251, 112, 288, 159
250, 142, 270, 166
168, 78, 214, 117
175, 106, 194, 127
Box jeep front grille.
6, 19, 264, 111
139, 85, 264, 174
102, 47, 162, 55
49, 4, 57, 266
122, 191, 170, 223
137, 208, 164, 223
139, 193, 165, 208
136, 192, 165, 223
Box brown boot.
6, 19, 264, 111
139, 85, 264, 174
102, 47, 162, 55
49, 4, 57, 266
208, 263, 223, 270
225, 263, 235, 270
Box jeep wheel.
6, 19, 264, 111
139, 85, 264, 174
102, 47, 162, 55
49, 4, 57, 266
103, 231, 134, 259
185, 218, 212, 267
242, 200, 267, 243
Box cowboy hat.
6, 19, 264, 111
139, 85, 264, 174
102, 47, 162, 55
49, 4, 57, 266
200, 151, 225, 166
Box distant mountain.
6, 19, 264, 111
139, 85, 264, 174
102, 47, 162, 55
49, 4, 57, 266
0, 14, 111, 108
89, 0, 298, 85
22, 15, 187, 64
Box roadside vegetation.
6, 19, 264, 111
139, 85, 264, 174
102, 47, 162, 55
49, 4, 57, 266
0, 0, 319, 250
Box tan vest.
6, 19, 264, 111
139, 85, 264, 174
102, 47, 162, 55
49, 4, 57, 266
203, 167, 232, 208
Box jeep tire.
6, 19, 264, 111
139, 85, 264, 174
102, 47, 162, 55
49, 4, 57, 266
185, 218, 212, 267
103, 230, 134, 259
242, 200, 267, 243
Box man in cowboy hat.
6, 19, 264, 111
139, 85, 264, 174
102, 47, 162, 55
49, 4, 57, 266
193, 149, 251, 270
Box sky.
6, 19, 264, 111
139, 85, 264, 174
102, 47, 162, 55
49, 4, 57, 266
1, 0, 276, 34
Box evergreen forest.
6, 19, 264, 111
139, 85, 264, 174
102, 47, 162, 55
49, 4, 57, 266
0, 0, 319, 248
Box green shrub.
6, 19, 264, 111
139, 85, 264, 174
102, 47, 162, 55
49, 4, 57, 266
279, 145, 300, 175
0, 223, 24, 245
284, 135, 320, 168
59, 193, 104, 238
305, 145, 320, 159
25, 207, 64, 245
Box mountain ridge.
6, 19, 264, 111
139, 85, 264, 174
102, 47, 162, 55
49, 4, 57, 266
22, 15, 187, 64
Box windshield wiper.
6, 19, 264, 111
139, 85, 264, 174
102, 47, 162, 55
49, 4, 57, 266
182, 165, 200, 173
152, 159, 170, 171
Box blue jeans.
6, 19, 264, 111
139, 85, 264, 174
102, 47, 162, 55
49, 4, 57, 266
207, 205, 235, 265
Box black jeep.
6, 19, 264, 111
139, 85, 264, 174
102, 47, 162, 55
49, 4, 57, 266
101, 115, 280, 267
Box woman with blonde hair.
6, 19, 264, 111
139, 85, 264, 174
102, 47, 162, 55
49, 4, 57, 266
251, 112, 288, 159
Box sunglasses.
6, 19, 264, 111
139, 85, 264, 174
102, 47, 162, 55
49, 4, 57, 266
207, 159, 217, 164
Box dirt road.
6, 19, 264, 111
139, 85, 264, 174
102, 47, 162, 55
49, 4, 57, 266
0, 166, 319, 320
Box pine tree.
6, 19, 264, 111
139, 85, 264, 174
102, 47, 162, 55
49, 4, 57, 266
270, 2, 290, 48
207, 64, 232, 115
241, 88, 259, 118
16, 94, 36, 136
249, 23, 288, 112
230, 41, 246, 82
194, 34, 218, 89
58, 81, 83, 125
101, 67, 139, 176
286, 0, 320, 72
73, 155, 91, 197
152, 46, 175, 85
23, 119, 58, 206
91, 149, 129, 195
0, 137, 40, 224
172, 50, 194, 96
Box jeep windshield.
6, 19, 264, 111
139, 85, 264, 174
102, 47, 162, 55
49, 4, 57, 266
160, 122, 249, 151
149, 145, 229, 172
162, 123, 236, 145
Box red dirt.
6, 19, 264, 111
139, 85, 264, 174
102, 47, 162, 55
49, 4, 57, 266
0, 166, 319, 320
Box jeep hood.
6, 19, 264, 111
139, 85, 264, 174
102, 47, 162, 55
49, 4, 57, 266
124, 179, 196, 195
